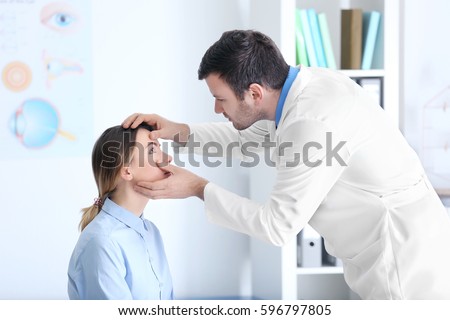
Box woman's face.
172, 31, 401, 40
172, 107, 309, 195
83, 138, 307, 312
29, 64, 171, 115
128, 128, 172, 182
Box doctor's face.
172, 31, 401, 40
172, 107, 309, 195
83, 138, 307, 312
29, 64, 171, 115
205, 73, 263, 130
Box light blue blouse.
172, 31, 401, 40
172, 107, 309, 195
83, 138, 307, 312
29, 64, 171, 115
68, 198, 173, 300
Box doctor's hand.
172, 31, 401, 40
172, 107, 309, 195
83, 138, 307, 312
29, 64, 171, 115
122, 113, 190, 145
134, 163, 209, 200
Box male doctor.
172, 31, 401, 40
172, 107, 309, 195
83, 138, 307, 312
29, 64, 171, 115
123, 30, 450, 299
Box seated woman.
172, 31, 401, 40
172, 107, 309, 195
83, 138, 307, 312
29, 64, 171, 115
68, 124, 173, 299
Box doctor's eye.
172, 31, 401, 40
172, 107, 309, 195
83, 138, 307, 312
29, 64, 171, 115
40, 3, 80, 33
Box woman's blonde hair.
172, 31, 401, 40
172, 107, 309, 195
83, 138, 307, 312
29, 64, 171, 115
79, 124, 153, 231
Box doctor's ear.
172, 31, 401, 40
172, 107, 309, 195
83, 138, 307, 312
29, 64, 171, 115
248, 83, 264, 101
120, 166, 133, 181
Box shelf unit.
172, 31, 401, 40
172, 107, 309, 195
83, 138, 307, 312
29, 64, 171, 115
247, 0, 400, 300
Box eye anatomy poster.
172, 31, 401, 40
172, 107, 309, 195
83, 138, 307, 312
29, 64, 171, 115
0, 0, 92, 158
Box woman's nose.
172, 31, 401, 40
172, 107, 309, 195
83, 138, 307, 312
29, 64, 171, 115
158, 151, 172, 164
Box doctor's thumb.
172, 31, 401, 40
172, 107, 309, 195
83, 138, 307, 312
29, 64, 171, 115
149, 130, 162, 140
156, 161, 175, 172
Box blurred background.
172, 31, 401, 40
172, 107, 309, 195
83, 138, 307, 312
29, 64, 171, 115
0, 0, 449, 299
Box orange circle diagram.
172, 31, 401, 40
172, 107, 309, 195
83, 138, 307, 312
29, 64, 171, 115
2, 61, 32, 92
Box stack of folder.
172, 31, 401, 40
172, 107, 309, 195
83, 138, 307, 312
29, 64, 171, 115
295, 7, 382, 70
341, 9, 381, 70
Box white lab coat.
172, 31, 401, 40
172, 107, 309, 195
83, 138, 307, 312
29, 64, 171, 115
187, 66, 450, 299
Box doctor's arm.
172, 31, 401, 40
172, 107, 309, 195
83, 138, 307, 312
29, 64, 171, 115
135, 119, 350, 246
203, 119, 350, 246
123, 113, 272, 158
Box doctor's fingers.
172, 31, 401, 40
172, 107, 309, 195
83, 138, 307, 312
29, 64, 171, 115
122, 113, 159, 129
134, 184, 163, 199
134, 184, 177, 200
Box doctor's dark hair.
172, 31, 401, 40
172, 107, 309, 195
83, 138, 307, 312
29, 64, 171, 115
198, 29, 290, 100
79, 123, 154, 231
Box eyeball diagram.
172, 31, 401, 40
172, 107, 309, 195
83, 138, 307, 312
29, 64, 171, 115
9, 98, 75, 148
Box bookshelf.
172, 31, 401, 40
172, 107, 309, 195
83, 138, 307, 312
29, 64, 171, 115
247, 0, 400, 299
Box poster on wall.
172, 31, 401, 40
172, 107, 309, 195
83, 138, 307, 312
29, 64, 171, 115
420, 87, 450, 195
0, 0, 92, 158
403, 0, 450, 197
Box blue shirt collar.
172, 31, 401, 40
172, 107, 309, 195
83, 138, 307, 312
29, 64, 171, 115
101, 198, 147, 236
275, 66, 300, 128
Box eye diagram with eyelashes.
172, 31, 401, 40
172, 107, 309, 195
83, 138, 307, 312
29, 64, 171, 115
40, 1, 81, 34
9, 98, 75, 149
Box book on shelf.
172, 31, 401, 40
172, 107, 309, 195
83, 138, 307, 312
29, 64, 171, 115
307, 8, 327, 68
361, 11, 381, 70
341, 8, 363, 69
317, 12, 336, 69
295, 9, 309, 66
298, 9, 318, 67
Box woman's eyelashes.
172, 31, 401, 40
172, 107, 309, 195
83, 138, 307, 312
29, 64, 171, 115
148, 144, 155, 155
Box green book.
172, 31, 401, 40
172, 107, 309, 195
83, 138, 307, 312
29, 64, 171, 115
318, 12, 336, 69
295, 9, 309, 66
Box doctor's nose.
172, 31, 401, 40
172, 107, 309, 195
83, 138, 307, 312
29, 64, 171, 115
214, 100, 224, 114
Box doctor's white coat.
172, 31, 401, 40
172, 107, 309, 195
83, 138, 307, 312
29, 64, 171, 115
187, 66, 450, 299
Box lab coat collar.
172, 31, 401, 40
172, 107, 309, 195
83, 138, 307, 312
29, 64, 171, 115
275, 66, 300, 128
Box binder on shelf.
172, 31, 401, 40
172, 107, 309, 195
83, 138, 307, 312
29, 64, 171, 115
299, 9, 318, 67
295, 9, 309, 66
359, 77, 382, 106
298, 224, 322, 267
317, 12, 336, 69
361, 11, 381, 70
341, 8, 363, 69
307, 8, 327, 67
321, 240, 343, 267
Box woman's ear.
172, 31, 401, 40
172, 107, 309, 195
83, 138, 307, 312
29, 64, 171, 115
120, 166, 133, 181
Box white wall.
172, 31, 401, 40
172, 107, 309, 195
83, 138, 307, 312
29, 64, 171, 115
402, 0, 450, 192
0, 0, 252, 299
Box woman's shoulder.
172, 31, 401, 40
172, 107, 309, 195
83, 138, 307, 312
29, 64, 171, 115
77, 212, 124, 244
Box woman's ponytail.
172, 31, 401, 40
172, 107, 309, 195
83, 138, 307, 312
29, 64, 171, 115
79, 196, 105, 231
